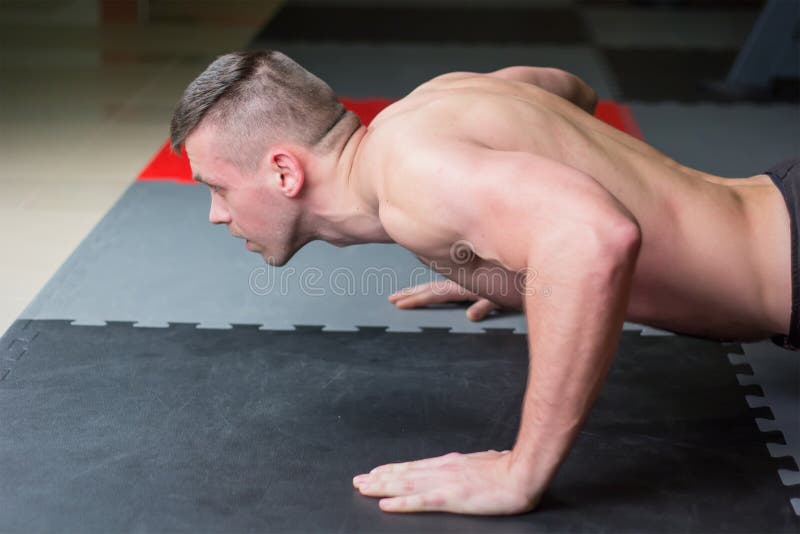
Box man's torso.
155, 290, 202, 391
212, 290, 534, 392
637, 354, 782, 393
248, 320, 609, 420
355, 75, 791, 341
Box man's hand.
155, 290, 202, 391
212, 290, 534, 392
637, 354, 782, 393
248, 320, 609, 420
352, 450, 537, 515
389, 280, 501, 321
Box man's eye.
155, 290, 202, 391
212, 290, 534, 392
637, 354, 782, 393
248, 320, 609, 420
211, 184, 221, 193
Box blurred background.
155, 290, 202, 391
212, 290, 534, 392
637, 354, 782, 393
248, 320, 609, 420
0, 0, 797, 335
0, 0, 279, 331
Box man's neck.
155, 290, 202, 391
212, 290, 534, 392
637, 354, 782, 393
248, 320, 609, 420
303, 113, 393, 247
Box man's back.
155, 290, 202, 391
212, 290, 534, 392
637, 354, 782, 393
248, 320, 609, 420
356, 73, 791, 341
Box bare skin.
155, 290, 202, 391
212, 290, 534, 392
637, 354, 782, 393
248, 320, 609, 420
185, 66, 792, 516
373, 71, 790, 340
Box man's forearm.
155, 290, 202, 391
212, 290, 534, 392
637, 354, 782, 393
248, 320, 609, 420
415, 254, 524, 310
508, 228, 640, 501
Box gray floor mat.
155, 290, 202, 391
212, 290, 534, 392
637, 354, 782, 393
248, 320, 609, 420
21, 182, 659, 335
248, 42, 621, 99
629, 103, 800, 176
20, 182, 520, 333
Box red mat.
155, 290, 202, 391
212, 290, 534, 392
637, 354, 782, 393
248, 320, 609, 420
138, 98, 643, 183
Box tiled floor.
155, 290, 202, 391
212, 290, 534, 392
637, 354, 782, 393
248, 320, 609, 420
0, 0, 282, 335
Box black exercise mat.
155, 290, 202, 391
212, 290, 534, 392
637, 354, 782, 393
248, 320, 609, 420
1, 320, 796, 532
254, 4, 589, 44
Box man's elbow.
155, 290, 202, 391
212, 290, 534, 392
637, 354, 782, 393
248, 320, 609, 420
539, 68, 598, 114
561, 70, 597, 114
596, 218, 642, 271
555, 219, 640, 302
576, 216, 641, 274
549, 68, 598, 114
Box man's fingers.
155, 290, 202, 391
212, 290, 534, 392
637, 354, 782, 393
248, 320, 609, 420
356, 450, 507, 487
356, 472, 442, 497
466, 298, 499, 321
392, 285, 478, 309
393, 289, 464, 309
370, 452, 461, 475
379, 492, 449, 513
393, 288, 439, 308
389, 281, 476, 306
388, 282, 433, 302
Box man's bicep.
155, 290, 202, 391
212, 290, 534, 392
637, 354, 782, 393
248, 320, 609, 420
430, 146, 639, 271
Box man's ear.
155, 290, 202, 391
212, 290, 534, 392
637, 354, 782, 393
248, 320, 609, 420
267, 147, 305, 198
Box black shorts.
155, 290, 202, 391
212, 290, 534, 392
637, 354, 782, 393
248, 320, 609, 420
766, 159, 800, 351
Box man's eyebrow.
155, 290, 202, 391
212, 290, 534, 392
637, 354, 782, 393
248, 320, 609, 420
193, 174, 206, 184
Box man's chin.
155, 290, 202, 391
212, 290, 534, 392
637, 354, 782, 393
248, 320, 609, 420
262, 253, 288, 267
259, 243, 308, 267
259, 249, 294, 267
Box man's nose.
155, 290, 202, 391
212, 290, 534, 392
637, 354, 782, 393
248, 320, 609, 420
209, 195, 231, 225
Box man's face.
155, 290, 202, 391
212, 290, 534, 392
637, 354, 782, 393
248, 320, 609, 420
185, 125, 302, 266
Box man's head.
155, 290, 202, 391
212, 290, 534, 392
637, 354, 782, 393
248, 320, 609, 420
171, 50, 356, 265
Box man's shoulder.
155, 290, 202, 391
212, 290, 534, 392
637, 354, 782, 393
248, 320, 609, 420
357, 74, 540, 182
361, 115, 476, 183
369, 73, 507, 132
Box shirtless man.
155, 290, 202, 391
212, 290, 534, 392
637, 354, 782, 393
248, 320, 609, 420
171, 50, 797, 516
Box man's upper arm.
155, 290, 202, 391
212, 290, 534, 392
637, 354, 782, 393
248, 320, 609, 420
487, 67, 598, 113
392, 140, 639, 272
